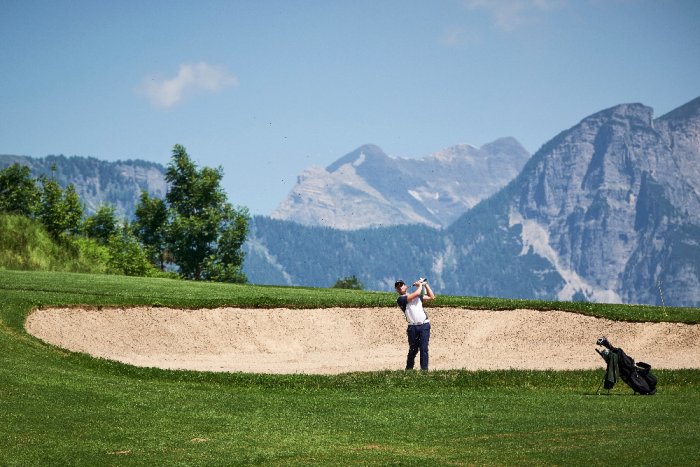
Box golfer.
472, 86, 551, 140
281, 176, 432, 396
394, 278, 435, 371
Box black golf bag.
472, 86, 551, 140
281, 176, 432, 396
596, 336, 657, 395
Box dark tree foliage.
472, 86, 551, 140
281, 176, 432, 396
133, 191, 169, 269
106, 227, 154, 276
0, 154, 168, 219
202, 204, 249, 283
62, 185, 83, 236
37, 175, 83, 239
0, 163, 40, 216
83, 205, 119, 244
332, 275, 364, 290
164, 144, 249, 282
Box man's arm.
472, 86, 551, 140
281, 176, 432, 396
423, 281, 436, 301
406, 282, 423, 301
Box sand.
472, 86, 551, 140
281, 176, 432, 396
25, 306, 700, 374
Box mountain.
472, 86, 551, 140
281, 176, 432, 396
0, 154, 167, 219
245, 97, 700, 307
270, 138, 530, 229
435, 98, 700, 306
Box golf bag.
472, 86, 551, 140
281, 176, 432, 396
596, 336, 657, 395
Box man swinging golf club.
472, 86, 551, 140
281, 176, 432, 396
394, 278, 435, 371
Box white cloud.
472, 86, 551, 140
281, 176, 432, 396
463, 0, 565, 32
140, 62, 238, 108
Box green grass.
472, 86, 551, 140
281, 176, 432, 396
1, 269, 699, 465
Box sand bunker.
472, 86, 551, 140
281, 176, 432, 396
25, 307, 700, 374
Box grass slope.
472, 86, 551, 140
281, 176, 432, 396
1, 269, 699, 465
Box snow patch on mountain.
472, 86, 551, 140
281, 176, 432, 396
509, 210, 622, 303
408, 188, 440, 203
244, 238, 294, 286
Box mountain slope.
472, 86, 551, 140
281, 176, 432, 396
0, 154, 167, 218
244, 215, 441, 289
438, 98, 700, 306
270, 138, 530, 229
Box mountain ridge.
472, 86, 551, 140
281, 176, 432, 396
271, 137, 531, 229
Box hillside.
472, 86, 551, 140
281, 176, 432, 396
0, 154, 167, 219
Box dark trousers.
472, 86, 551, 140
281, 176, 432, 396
406, 322, 430, 370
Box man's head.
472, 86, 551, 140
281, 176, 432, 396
394, 280, 407, 294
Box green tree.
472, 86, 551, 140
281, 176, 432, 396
202, 204, 249, 282
133, 191, 169, 270
0, 163, 40, 216
83, 204, 119, 244
38, 175, 83, 239
63, 185, 83, 236
332, 275, 364, 290
106, 228, 154, 276
164, 144, 249, 282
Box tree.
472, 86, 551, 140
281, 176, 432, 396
37, 175, 83, 239
133, 191, 169, 270
83, 204, 119, 244
0, 163, 40, 216
202, 204, 249, 282
106, 227, 154, 277
333, 275, 364, 290
164, 144, 249, 282
63, 185, 83, 236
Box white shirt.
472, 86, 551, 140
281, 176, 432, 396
397, 295, 429, 324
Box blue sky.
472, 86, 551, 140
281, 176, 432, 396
2, 0, 698, 215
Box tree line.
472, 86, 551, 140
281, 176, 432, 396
0, 144, 249, 282
244, 215, 441, 290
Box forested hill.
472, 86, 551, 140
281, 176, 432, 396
243, 215, 441, 290
0, 154, 167, 219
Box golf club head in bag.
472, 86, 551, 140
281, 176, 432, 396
596, 336, 613, 350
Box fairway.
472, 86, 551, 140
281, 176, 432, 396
26, 306, 700, 374
2, 270, 700, 465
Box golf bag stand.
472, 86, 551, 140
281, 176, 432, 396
595, 336, 657, 395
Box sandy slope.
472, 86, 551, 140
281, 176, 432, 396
25, 307, 700, 374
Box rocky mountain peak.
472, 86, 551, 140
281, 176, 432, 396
430, 144, 480, 162
576, 103, 654, 136
326, 144, 388, 173
481, 136, 529, 156
271, 139, 530, 229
